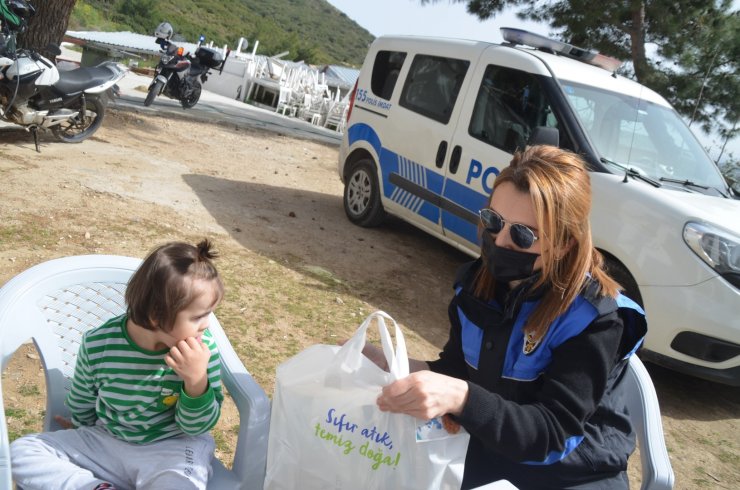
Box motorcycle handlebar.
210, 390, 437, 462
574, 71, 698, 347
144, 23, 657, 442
30, 51, 53, 68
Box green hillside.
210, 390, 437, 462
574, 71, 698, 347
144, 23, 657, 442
69, 0, 375, 66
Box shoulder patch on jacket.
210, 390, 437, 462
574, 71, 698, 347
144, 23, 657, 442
502, 296, 600, 381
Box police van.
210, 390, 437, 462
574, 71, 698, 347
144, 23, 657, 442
337, 28, 740, 385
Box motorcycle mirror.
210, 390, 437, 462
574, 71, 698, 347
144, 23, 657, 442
45, 43, 61, 56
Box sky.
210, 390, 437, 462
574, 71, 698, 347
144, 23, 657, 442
325, 0, 737, 163
325, 0, 550, 42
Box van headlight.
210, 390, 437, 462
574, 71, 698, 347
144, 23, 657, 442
683, 222, 740, 289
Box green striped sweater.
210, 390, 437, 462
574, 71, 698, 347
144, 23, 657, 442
66, 314, 223, 443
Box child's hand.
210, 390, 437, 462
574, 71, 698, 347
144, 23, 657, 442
54, 415, 73, 429
165, 336, 210, 397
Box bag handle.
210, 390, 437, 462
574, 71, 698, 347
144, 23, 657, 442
334, 310, 409, 381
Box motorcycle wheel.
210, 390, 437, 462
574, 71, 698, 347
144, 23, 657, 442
181, 80, 201, 109
51, 96, 106, 144
144, 80, 163, 107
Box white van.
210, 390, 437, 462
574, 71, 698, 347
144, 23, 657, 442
337, 29, 740, 385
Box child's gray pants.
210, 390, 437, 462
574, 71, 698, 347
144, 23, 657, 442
10, 424, 215, 489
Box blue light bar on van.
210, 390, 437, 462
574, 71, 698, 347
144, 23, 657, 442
501, 27, 622, 72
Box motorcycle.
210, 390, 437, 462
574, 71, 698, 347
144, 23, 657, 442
0, 0, 127, 152
144, 35, 228, 109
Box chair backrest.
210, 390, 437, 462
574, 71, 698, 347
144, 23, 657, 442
276, 86, 292, 107
0, 255, 270, 490
624, 355, 675, 490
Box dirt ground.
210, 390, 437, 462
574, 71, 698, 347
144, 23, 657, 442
1, 108, 738, 489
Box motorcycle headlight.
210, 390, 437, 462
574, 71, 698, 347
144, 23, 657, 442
684, 222, 740, 289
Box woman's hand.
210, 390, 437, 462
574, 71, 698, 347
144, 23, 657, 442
377, 371, 469, 420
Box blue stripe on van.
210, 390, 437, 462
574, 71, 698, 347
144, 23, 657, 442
443, 210, 480, 245
347, 122, 488, 241
379, 148, 443, 224
442, 179, 488, 244
347, 123, 382, 156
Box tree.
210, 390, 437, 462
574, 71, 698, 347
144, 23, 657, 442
17, 0, 77, 60
654, 4, 739, 138
423, 0, 739, 154
113, 0, 158, 35
720, 155, 739, 194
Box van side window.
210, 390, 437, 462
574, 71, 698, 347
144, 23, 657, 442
468, 65, 561, 153
399, 55, 470, 124
371, 51, 407, 100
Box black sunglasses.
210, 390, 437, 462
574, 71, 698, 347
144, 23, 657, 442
479, 208, 539, 249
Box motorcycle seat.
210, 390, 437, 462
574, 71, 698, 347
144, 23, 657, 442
53, 66, 116, 95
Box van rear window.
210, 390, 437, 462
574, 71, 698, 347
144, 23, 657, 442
371, 50, 407, 100
399, 55, 469, 124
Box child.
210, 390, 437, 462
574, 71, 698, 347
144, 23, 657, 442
11, 239, 225, 490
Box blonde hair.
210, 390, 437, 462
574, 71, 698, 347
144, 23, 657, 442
474, 145, 620, 340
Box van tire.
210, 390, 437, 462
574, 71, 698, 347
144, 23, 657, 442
605, 258, 643, 307
343, 159, 387, 227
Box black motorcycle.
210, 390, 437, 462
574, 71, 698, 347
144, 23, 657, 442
144, 38, 227, 109
0, 0, 126, 151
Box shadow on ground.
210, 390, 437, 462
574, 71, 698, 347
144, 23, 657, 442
184, 173, 740, 426
644, 361, 740, 422
183, 173, 470, 349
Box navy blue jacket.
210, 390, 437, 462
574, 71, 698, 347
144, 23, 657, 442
428, 260, 647, 489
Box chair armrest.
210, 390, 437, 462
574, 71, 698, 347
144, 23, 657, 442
627, 356, 675, 490
0, 375, 13, 490
209, 318, 271, 490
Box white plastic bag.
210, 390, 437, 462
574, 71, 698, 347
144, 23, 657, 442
264, 311, 469, 490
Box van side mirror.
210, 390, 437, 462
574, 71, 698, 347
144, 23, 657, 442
528, 126, 559, 147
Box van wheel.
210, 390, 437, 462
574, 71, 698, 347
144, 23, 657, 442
605, 259, 643, 307
343, 158, 386, 227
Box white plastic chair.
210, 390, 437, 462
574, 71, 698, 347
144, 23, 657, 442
275, 86, 295, 117
468, 356, 673, 490
324, 102, 349, 133
0, 255, 270, 490
624, 355, 674, 490
472, 479, 519, 489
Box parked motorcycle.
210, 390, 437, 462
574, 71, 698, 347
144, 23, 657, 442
0, 0, 127, 151
144, 22, 228, 109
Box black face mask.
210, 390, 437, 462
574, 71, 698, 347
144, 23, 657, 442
481, 232, 540, 282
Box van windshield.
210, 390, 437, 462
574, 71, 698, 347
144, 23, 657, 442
562, 82, 728, 193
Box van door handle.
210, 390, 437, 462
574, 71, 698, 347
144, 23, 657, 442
435, 140, 448, 168
449, 145, 462, 174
